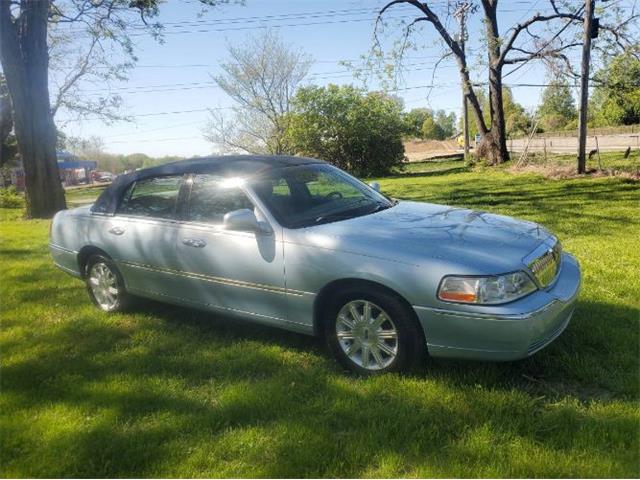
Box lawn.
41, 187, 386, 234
1, 163, 639, 477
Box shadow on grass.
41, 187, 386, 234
2, 172, 638, 476
388, 166, 470, 179
2, 287, 638, 476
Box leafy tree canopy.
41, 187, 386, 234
537, 79, 577, 131
591, 48, 640, 127
465, 88, 530, 138
404, 108, 456, 140
286, 84, 406, 176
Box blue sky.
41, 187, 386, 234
57, 0, 595, 157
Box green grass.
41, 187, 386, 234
66, 185, 107, 208
1, 165, 639, 477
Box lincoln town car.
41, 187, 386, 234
50, 156, 581, 374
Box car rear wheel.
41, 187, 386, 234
324, 286, 426, 374
85, 254, 130, 312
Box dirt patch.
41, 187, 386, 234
404, 138, 462, 162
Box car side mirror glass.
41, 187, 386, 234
369, 181, 381, 192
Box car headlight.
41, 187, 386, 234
438, 271, 537, 305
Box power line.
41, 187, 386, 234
108, 135, 204, 144
77, 60, 462, 96
102, 120, 206, 139
58, 2, 599, 38
62, 81, 606, 123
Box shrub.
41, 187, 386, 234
286, 85, 406, 176
0, 186, 25, 208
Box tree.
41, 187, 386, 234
502, 87, 531, 138
0, 1, 67, 216
205, 30, 312, 155
0, 1, 160, 217
404, 108, 432, 137
286, 85, 406, 176
377, 0, 636, 165
591, 49, 640, 127
421, 116, 445, 140
0, 0, 234, 218
48, 26, 130, 125
0, 74, 18, 168
434, 110, 456, 138
537, 79, 577, 131
465, 87, 529, 139
404, 107, 456, 139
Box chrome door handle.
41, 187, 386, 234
182, 238, 206, 248
108, 226, 125, 236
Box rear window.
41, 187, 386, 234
118, 175, 182, 219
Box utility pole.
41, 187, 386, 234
454, 2, 472, 159
577, 0, 596, 174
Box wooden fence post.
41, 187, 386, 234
594, 136, 603, 170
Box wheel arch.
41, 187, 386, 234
312, 278, 425, 340
77, 245, 112, 278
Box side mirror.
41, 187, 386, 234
369, 181, 381, 192
223, 209, 260, 232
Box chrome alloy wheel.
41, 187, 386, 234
335, 300, 399, 371
88, 262, 119, 311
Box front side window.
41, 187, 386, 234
118, 175, 182, 219
186, 174, 254, 224
249, 164, 394, 228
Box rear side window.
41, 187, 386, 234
187, 174, 254, 224
118, 176, 182, 219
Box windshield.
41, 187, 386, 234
249, 163, 395, 228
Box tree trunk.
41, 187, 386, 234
0, 0, 66, 218
454, 54, 488, 140
484, 63, 509, 164
577, 0, 595, 174
480, 0, 509, 165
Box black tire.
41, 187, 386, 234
84, 254, 131, 312
323, 285, 426, 375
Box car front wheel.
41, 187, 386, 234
324, 287, 426, 374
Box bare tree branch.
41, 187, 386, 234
205, 29, 311, 154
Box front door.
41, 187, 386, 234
174, 174, 287, 322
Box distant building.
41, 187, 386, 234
8, 151, 97, 190
56, 151, 98, 186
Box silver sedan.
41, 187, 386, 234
50, 156, 581, 374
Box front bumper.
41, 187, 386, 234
413, 253, 581, 361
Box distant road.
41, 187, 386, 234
509, 134, 640, 153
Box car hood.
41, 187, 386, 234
289, 201, 554, 274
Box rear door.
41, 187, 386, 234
93, 174, 186, 298
173, 174, 287, 321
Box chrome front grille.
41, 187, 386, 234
528, 241, 562, 287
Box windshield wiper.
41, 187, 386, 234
369, 202, 394, 214
313, 211, 356, 224
313, 201, 395, 225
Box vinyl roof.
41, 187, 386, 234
90, 155, 325, 215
